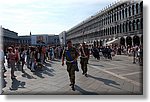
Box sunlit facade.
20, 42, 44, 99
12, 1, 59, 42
66, 0, 143, 47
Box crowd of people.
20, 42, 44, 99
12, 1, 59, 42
87, 44, 143, 66
0, 44, 143, 76
0, 42, 143, 91
61, 41, 142, 91
1, 45, 64, 79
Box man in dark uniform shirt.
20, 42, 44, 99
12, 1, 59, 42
80, 43, 90, 77
62, 40, 79, 91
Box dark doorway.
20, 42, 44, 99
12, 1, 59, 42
96, 40, 99, 47
100, 40, 103, 46
94, 41, 96, 47
120, 37, 125, 46
133, 36, 140, 46
126, 36, 132, 46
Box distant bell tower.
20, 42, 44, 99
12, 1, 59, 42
29, 31, 32, 45
30, 31, 32, 36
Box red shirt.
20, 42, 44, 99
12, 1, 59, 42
8, 52, 16, 61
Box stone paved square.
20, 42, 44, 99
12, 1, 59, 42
1, 55, 143, 95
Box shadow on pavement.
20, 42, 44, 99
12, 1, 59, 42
2, 77, 7, 88
9, 78, 25, 91
42, 67, 55, 77
22, 72, 36, 79
34, 71, 45, 78
88, 74, 121, 89
33, 64, 55, 78
46, 59, 61, 65
44, 62, 52, 67
52, 59, 61, 62
0, 78, 7, 95
112, 59, 123, 61
75, 85, 98, 95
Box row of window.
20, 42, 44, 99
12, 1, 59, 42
98, 1, 143, 26
3, 39, 18, 43
19, 40, 31, 44
3, 30, 18, 38
86, 18, 143, 38
67, 1, 143, 39
69, 17, 143, 40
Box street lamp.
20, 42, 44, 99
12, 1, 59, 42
55, 38, 57, 47
61, 36, 63, 47
82, 21, 85, 43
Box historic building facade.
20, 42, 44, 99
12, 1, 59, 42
48, 35, 60, 46
66, 0, 143, 47
2, 27, 19, 48
31, 34, 60, 46
18, 36, 31, 45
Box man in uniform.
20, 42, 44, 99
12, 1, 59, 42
80, 43, 90, 77
62, 40, 79, 91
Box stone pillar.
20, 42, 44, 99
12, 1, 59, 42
124, 36, 127, 47
131, 36, 134, 46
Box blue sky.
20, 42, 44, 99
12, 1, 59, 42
0, 0, 116, 35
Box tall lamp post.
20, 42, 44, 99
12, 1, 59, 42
82, 21, 85, 44
55, 38, 57, 47
82, 26, 85, 43
61, 36, 63, 47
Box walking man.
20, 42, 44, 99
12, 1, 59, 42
80, 43, 90, 77
62, 40, 79, 91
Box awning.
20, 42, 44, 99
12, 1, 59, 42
105, 39, 119, 45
